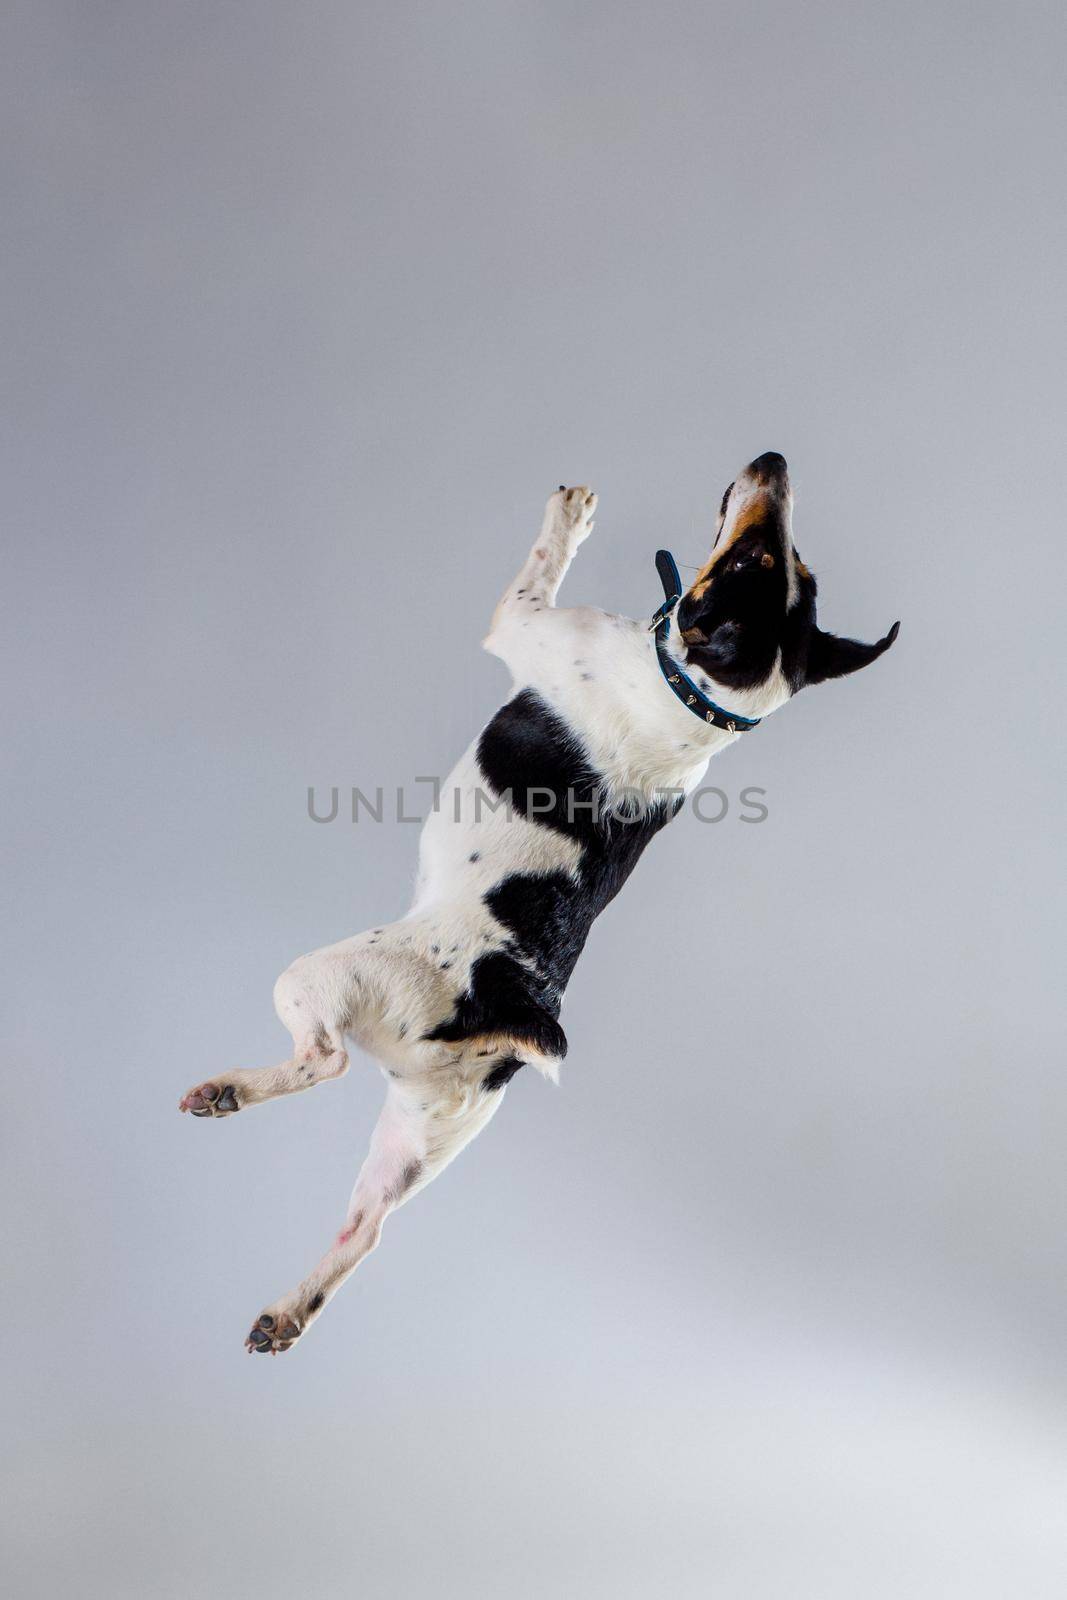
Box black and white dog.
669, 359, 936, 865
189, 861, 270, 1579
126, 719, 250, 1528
181, 451, 898, 1354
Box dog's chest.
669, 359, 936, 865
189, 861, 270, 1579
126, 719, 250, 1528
510, 609, 719, 802
413, 613, 711, 924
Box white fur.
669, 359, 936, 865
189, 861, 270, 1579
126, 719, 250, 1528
181, 484, 794, 1353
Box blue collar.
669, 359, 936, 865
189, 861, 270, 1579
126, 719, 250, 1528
649, 550, 761, 734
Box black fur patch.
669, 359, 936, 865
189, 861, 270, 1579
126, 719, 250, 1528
805, 615, 900, 683
425, 692, 680, 1053
779, 567, 818, 689
482, 1055, 523, 1092
424, 948, 568, 1058
478, 689, 680, 842
484, 870, 589, 996
677, 516, 793, 689
478, 690, 679, 978
307, 1291, 325, 1313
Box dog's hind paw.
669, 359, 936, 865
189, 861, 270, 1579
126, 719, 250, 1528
245, 1310, 303, 1355
179, 1080, 240, 1117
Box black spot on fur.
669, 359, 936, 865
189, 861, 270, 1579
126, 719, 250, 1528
469, 852, 480, 862
307, 1292, 325, 1313
387, 1160, 422, 1203
483, 1056, 523, 1092
398, 1021, 408, 1038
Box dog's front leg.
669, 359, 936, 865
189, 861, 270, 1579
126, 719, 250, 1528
243, 1078, 504, 1354
485, 484, 597, 649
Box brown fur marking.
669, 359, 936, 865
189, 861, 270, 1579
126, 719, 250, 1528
688, 493, 774, 600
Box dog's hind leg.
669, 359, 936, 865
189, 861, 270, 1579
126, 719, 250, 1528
243, 1069, 508, 1353
178, 1028, 348, 1117
179, 951, 358, 1117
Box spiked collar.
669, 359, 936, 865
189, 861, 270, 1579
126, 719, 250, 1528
649, 550, 761, 734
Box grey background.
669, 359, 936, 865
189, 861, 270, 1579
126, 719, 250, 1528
3, 2, 1065, 1596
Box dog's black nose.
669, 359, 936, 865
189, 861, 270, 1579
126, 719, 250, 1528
749, 451, 788, 479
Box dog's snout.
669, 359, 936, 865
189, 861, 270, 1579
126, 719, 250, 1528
748, 451, 788, 483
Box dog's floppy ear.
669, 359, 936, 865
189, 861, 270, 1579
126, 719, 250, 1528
806, 619, 900, 684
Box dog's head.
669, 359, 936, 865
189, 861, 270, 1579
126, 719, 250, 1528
675, 451, 898, 696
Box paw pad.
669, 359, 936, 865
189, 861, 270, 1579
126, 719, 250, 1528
179, 1081, 240, 1117
245, 1311, 302, 1355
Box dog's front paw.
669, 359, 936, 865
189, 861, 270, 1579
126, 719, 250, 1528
179, 1080, 240, 1117
547, 485, 597, 544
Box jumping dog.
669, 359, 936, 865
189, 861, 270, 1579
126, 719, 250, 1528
180, 451, 898, 1354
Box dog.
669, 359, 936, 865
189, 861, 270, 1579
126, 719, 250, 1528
180, 450, 898, 1354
